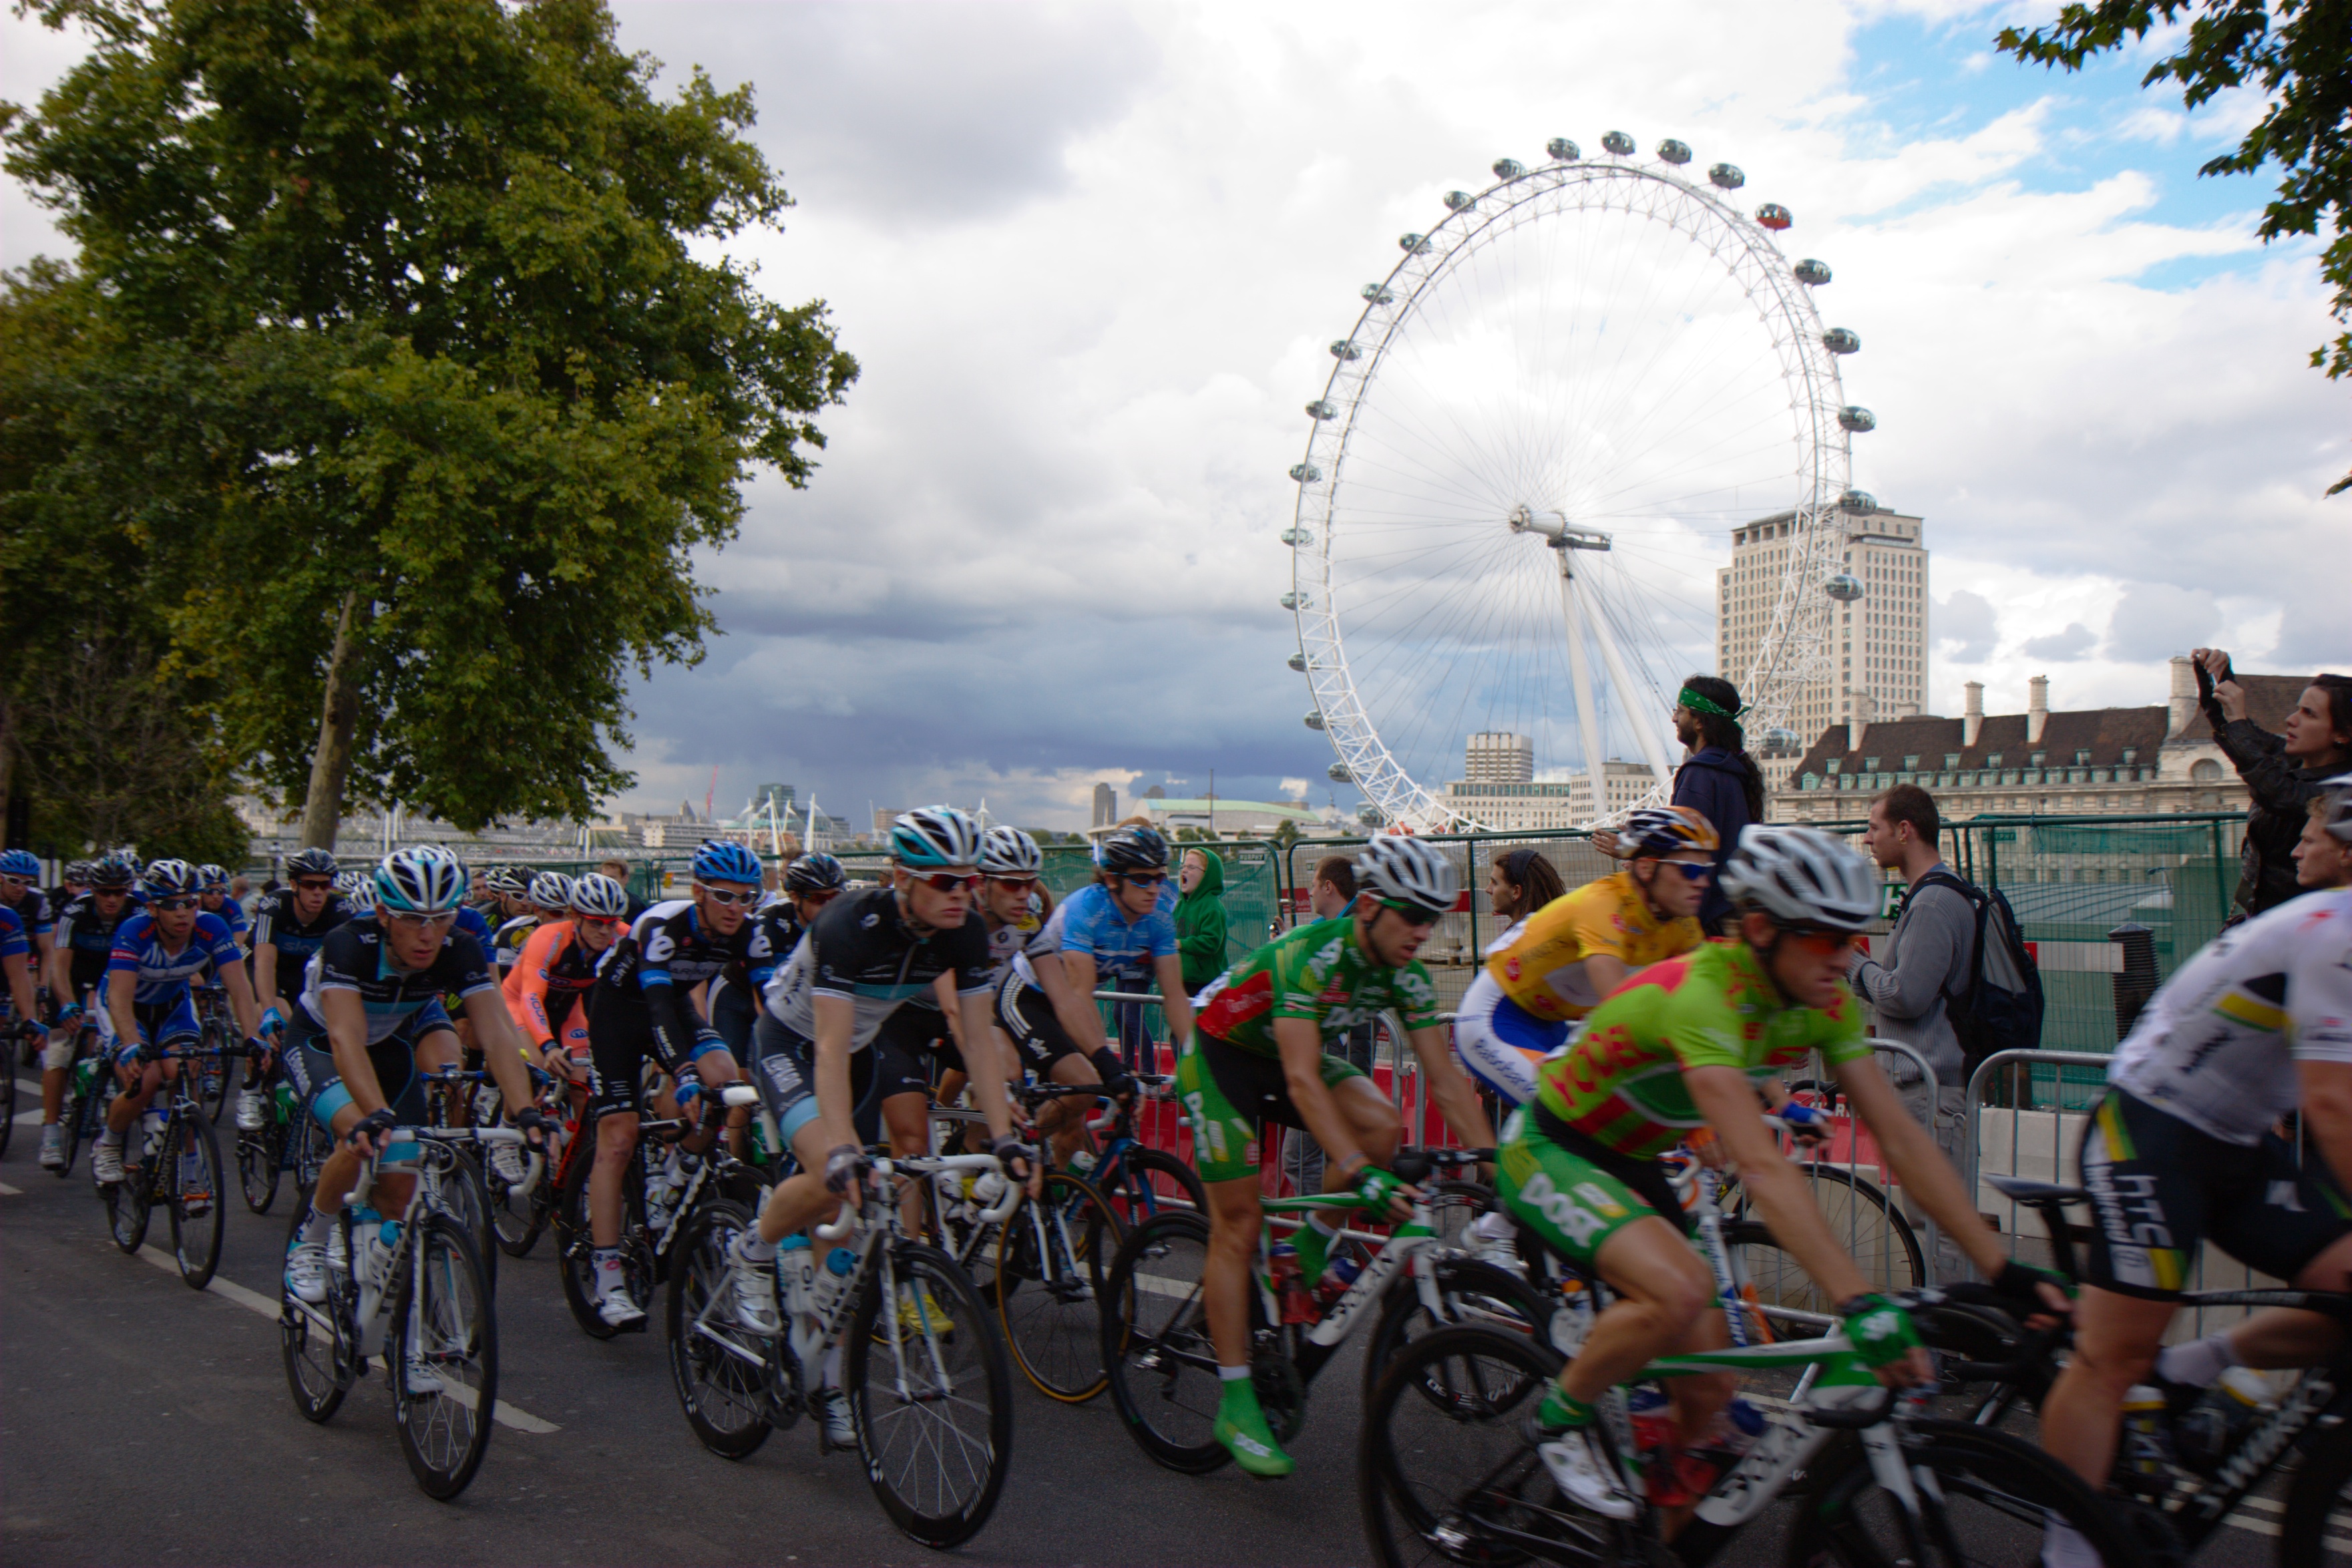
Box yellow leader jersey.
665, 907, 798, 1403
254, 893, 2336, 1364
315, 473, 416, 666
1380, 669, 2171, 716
1485, 870, 1704, 1023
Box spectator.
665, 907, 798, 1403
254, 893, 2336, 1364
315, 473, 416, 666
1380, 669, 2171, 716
595, 853, 649, 920
1484, 847, 1565, 936
1175, 847, 1229, 996
1306, 853, 1357, 923
230, 875, 258, 920
1670, 674, 1766, 932
1847, 782, 1973, 1280
2295, 787, 2352, 891
2192, 651, 2352, 919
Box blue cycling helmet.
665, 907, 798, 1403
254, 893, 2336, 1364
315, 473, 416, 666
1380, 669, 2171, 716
373, 847, 468, 915
0, 848, 40, 879
785, 852, 847, 894
891, 807, 983, 869
1094, 823, 1170, 875
692, 839, 763, 886
197, 863, 230, 890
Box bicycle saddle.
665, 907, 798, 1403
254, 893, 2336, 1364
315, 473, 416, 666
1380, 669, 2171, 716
1987, 1175, 2088, 1205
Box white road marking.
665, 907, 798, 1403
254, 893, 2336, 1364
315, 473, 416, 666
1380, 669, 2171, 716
132, 1244, 558, 1433
0, 1180, 21, 1195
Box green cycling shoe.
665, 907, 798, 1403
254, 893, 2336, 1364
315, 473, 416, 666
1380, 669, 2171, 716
1214, 1377, 1294, 1479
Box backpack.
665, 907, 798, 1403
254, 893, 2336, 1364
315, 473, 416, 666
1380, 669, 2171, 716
1910, 869, 2043, 1076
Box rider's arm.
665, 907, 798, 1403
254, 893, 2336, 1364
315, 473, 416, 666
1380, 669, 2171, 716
44, 922, 75, 1011
1033, 948, 1109, 1053
4, 951, 37, 1024
105, 966, 141, 1052
461, 986, 543, 1114
1581, 953, 1631, 999
507, 922, 561, 1051
1686, 1063, 1875, 1303
636, 935, 707, 1066
1273, 1014, 1372, 1177
811, 992, 862, 1197
252, 941, 284, 1019
217, 956, 264, 1039
1403, 1022, 1495, 1149
1830, 1052, 2010, 1279
1151, 952, 1195, 1046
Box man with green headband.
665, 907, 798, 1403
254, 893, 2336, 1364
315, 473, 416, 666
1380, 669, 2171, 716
1670, 674, 1765, 932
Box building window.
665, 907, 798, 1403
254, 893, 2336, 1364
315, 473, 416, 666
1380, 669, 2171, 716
2190, 758, 2224, 782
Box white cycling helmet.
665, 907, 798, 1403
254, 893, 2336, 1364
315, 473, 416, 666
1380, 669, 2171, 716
891, 805, 984, 869
979, 825, 1043, 877
526, 869, 574, 911
374, 846, 469, 916
569, 872, 631, 920
1354, 835, 1461, 918
1720, 825, 1879, 932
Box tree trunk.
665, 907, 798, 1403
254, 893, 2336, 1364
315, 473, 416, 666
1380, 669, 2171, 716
299, 591, 366, 851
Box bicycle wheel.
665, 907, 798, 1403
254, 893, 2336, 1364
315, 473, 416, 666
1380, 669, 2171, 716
1785, 1418, 2144, 1568
109, 1135, 154, 1254
1733, 1165, 1921, 1296
1360, 1322, 1610, 1568
1361, 1253, 1553, 1402
438, 1146, 498, 1300
240, 1121, 284, 1215
2280, 1414, 2352, 1568
555, 1136, 650, 1339
846, 1241, 1013, 1551
1100, 1209, 1229, 1473
487, 1128, 550, 1259
281, 1202, 353, 1424
391, 1211, 498, 1500
291, 1110, 329, 1200
198, 1028, 233, 1125
1100, 1144, 1207, 1227
0, 1046, 15, 1159
166, 1109, 225, 1288
996, 1170, 1125, 1402
664, 1197, 774, 1459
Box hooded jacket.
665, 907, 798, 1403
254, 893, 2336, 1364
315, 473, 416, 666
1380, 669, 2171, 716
2203, 687, 2343, 918
1175, 849, 1230, 995
1674, 746, 1758, 932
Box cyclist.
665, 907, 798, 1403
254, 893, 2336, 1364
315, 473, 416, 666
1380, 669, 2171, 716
2291, 780, 2352, 890
280, 850, 547, 1306
194, 864, 248, 949
37, 859, 142, 1168
504, 871, 630, 1079
1456, 810, 1716, 1109
2, 902, 47, 1067
1181, 835, 1495, 1478
982, 825, 1140, 1164
1, 847, 56, 987
731, 807, 1032, 1440
492, 873, 547, 979
577, 839, 761, 1328
2037, 801, 2352, 1568
1017, 824, 1195, 1078
90, 859, 266, 1185
240, 848, 351, 1131
709, 851, 847, 1062
1497, 826, 2057, 1522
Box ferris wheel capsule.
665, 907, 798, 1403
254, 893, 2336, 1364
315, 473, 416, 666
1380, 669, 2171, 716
1755, 203, 1793, 230
1289, 653, 1308, 672
1281, 528, 1314, 546
1547, 138, 1581, 162
1838, 405, 1877, 433
1328, 762, 1354, 783
1444, 190, 1475, 210
1362, 283, 1394, 304
1657, 139, 1692, 165
1304, 712, 1327, 731
1838, 488, 1877, 512
1601, 130, 1635, 156
1826, 573, 1865, 603
1493, 158, 1526, 180
1794, 258, 1832, 285
1290, 463, 1322, 483
1709, 162, 1745, 190
1822, 327, 1860, 354
1306, 400, 1338, 419
1399, 232, 1432, 254
1281, 592, 1300, 610
1330, 340, 1362, 361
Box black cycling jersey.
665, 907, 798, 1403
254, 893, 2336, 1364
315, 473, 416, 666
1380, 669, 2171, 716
53, 891, 136, 992
760, 886, 993, 1051
252, 888, 352, 975
5, 886, 51, 942
290, 918, 496, 1045
721, 902, 806, 992
593, 898, 759, 1065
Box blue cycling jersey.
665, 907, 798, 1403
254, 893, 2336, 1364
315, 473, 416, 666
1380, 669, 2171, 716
198, 894, 248, 938
0, 904, 27, 961
106, 911, 242, 1006
453, 904, 494, 956
1020, 881, 1177, 990
5, 886, 51, 940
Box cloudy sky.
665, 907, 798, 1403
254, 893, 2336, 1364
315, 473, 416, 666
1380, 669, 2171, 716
6, 1, 2344, 831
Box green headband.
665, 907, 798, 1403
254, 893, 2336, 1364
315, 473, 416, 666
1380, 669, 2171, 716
1678, 687, 1746, 721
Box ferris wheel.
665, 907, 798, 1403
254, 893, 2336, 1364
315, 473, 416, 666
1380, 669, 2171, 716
1284, 134, 1873, 831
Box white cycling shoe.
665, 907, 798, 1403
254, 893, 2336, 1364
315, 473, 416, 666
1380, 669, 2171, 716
597, 1284, 647, 1328
91, 1138, 125, 1185
235, 1089, 266, 1131
285, 1239, 331, 1305
816, 1388, 856, 1448
39, 1124, 65, 1169
487, 1140, 528, 1187
401, 1354, 446, 1398
1539, 1426, 1637, 1520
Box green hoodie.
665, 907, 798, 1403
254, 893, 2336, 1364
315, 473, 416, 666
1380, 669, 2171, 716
1174, 848, 1229, 994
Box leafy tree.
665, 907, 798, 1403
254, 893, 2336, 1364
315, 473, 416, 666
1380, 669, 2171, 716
3, 0, 857, 847
1999, 1, 2352, 492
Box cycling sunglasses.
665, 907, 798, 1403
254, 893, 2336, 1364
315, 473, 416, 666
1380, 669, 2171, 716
1378, 896, 1448, 927
575, 914, 626, 930
150, 896, 200, 912
384, 910, 457, 930
914, 871, 984, 894
1782, 926, 1866, 957
1663, 861, 1713, 884
695, 884, 759, 906
292, 878, 335, 892
984, 874, 1038, 889
1115, 871, 1169, 888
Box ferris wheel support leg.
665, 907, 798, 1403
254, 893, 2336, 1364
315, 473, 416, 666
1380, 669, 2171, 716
1555, 557, 1611, 829
1576, 570, 1680, 794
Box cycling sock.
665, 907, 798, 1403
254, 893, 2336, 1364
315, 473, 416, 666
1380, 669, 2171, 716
733, 1232, 777, 1263
2154, 1332, 2240, 1389
298, 1205, 335, 1246
1219, 1363, 1251, 1381
1538, 1386, 1596, 1433
97, 1129, 123, 1147
592, 1247, 624, 1292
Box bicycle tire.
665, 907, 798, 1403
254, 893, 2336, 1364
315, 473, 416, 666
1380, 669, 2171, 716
198, 1024, 234, 1125
1731, 1163, 1922, 1296
440, 1145, 498, 1300
281, 1201, 352, 1424
167, 1107, 225, 1289
996, 1169, 1125, 1402
2279, 1411, 2352, 1568
487, 1122, 552, 1259
1358, 1322, 1601, 1568
240, 1120, 284, 1215
1360, 1253, 1553, 1402
555, 1131, 651, 1338
1101, 1144, 1208, 1227
292, 1111, 329, 1201
0, 1046, 15, 1160
392, 1211, 498, 1500
109, 1133, 154, 1255
847, 1241, 1013, 1550
1783, 1417, 2147, 1568
1100, 1208, 1231, 1473
664, 1197, 773, 1459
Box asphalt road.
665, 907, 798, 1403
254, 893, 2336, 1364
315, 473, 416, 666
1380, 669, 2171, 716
0, 1079, 2306, 1566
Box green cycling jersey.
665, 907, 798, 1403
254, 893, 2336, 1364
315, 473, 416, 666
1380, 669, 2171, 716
1534, 938, 1869, 1160
1193, 913, 1442, 1056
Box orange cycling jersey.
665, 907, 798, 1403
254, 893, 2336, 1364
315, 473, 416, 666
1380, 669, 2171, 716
504, 918, 600, 1050
1485, 870, 1704, 1023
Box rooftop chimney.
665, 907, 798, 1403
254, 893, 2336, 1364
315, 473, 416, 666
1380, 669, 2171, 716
2027, 675, 2049, 745
1963, 681, 1984, 748
2168, 654, 2197, 738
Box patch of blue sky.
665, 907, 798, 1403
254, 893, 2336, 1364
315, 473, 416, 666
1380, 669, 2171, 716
1839, 7, 2275, 287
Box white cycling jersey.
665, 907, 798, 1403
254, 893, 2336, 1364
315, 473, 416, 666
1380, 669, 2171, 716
2108, 887, 2352, 1145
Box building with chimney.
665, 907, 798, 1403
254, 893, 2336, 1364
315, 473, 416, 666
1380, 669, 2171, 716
1771, 658, 2303, 822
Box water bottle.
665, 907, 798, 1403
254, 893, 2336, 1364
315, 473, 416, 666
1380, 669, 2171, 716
273, 1082, 298, 1125
970, 1169, 1008, 1210
1313, 1250, 1366, 1311
2118, 1385, 2176, 1495
811, 1243, 857, 1319
2177, 1366, 2272, 1472
72, 1056, 97, 1098
1676, 1396, 1770, 1501
1068, 1148, 1098, 1176
1269, 1241, 1314, 1325
139, 1106, 167, 1160
778, 1233, 813, 1322
351, 1206, 388, 1289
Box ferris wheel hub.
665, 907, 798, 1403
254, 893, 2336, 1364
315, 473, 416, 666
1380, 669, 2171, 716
1506, 506, 1611, 551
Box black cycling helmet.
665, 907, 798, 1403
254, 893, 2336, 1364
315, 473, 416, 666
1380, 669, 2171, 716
283, 847, 339, 879
87, 859, 137, 892
785, 852, 847, 894
1095, 824, 1170, 875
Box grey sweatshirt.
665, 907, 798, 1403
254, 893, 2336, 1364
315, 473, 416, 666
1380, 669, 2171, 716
1846, 861, 1976, 1087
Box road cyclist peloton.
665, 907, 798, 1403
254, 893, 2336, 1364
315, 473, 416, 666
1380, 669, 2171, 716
577, 839, 763, 1328
728, 807, 1036, 1444
708, 849, 847, 1062
279, 849, 550, 1308
240, 848, 351, 1133
89, 859, 268, 1185
2035, 774, 2352, 1568
38, 858, 142, 1168
1179, 834, 1497, 1478
1493, 824, 2068, 1527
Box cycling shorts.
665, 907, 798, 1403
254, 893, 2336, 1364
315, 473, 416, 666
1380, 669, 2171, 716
1175, 1028, 1370, 1185
584, 987, 735, 1119
875, 1003, 963, 1082
2079, 1087, 2352, 1301
749, 1008, 931, 1151
1497, 1105, 1696, 1276
1452, 970, 1573, 1107
995, 974, 1089, 1075
101, 994, 204, 1062
285, 1014, 445, 1135
708, 974, 758, 1061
